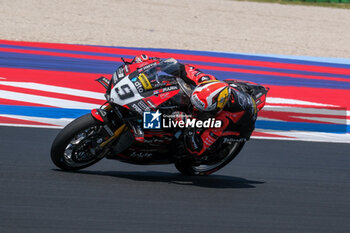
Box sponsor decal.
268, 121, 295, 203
162, 86, 178, 92
146, 100, 156, 109
96, 76, 111, 88
117, 67, 125, 78
216, 88, 229, 109
130, 151, 152, 158
159, 92, 170, 99
194, 71, 202, 77
198, 76, 211, 83
124, 65, 129, 73
99, 76, 110, 85
143, 135, 172, 144
222, 137, 246, 143
132, 103, 143, 115
137, 101, 150, 111
137, 62, 157, 72
151, 81, 173, 89
204, 136, 215, 147
138, 73, 152, 90
112, 72, 119, 84
144, 138, 163, 144
134, 80, 144, 93
191, 94, 205, 109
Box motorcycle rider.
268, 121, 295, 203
127, 55, 263, 157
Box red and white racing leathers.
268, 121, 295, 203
128, 55, 258, 156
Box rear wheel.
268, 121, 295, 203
51, 114, 106, 171
174, 142, 245, 176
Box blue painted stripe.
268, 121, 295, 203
0, 52, 118, 74
2, 49, 350, 79
2, 52, 350, 89
256, 120, 348, 133
0, 44, 135, 59
0, 105, 89, 119
3, 42, 350, 69
240, 53, 350, 66
204, 70, 350, 90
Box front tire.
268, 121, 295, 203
175, 142, 245, 176
51, 114, 105, 171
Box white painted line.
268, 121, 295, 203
0, 114, 73, 127
293, 116, 346, 124
254, 129, 350, 143
0, 90, 100, 109
257, 116, 285, 122
263, 106, 348, 116
0, 123, 63, 129
0, 81, 105, 100
266, 97, 337, 107
219, 51, 350, 65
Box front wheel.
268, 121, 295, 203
174, 142, 245, 176
50, 114, 106, 171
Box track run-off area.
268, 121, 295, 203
0, 40, 350, 142
0, 40, 349, 232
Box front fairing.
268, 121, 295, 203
109, 58, 184, 111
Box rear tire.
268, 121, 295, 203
51, 114, 104, 171
175, 142, 245, 176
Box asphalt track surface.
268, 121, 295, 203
1, 126, 349, 233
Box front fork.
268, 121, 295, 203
90, 105, 127, 148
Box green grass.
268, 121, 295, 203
234, 0, 350, 9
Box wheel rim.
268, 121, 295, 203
191, 142, 240, 173
63, 126, 104, 167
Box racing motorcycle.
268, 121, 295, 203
51, 58, 269, 176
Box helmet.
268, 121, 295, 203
190, 80, 230, 118
134, 54, 149, 63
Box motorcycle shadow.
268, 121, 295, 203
62, 169, 265, 189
